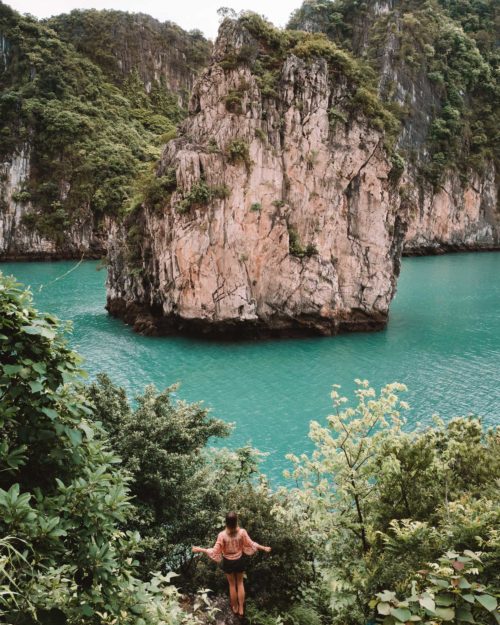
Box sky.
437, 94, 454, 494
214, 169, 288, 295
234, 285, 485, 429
5, 0, 304, 39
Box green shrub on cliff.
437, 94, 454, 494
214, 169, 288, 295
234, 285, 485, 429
0, 273, 194, 624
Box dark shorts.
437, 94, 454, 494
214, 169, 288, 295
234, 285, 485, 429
222, 556, 247, 574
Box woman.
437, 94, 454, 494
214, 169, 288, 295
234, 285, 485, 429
192, 511, 271, 617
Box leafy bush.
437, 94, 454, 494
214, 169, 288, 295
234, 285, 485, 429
282, 380, 500, 625
176, 181, 230, 214
373, 551, 498, 625
226, 138, 252, 169
287, 227, 318, 258
0, 273, 194, 624
225, 90, 244, 114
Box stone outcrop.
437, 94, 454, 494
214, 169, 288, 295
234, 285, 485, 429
106, 20, 408, 338
403, 164, 499, 254
48, 10, 211, 106
289, 0, 500, 255
0, 146, 106, 260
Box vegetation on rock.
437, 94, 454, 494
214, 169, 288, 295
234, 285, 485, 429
288, 0, 499, 184
0, 4, 208, 243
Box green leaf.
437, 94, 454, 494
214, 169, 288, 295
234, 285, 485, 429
66, 428, 82, 447
378, 602, 392, 615
456, 607, 475, 623
435, 607, 455, 620
28, 380, 43, 393
436, 593, 455, 606
419, 595, 436, 613
41, 407, 58, 420
390, 608, 412, 622
79, 421, 94, 440
475, 594, 497, 612
462, 594, 475, 603
3, 364, 23, 375
463, 550, 481, 561
458, 578, 472, 589
21, 325, 56, 339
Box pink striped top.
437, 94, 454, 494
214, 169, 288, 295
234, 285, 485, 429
207, 528, 260, 562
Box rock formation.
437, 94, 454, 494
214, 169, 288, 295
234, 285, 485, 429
0, 5, 209, 260
289, 0, 500, 255
106, 18, 408, 337
0, 146, 106, 260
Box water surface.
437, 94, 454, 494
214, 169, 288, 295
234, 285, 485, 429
3, 253, 499, 479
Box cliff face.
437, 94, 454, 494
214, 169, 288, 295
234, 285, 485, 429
0, 4, 209, 260
106, 19, 408, 337
0, 146, 105, 260
47, 10, 211, 105
289, 0, 500, 254
403, 164, 499, 254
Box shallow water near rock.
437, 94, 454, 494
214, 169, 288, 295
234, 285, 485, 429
2, 252, 499, 481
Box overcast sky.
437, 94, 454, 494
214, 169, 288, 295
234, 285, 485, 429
6, 0, 303, 39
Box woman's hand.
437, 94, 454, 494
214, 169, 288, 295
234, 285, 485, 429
261, 545, 271, 553
192, 546, 203, 553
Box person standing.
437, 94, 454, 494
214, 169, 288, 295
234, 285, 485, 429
192, 511, 271, 617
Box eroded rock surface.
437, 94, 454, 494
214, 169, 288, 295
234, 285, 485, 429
107, 20, 408, 337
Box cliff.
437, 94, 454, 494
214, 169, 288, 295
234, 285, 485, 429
289, 0, 500, 254
47, 10, 211, 106
0, 3, 209, 260
106, 17, 408, 337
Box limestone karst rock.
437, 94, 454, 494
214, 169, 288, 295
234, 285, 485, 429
106, 18, 408, 337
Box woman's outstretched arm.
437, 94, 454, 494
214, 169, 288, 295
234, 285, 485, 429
241, 529, 271, 554
192, 533, 223, 562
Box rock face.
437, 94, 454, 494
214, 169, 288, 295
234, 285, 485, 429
106, 20, 408, 337
48, 10, 211, 105
289, 0, 500, 255
0, 146, 106, 260
403, 164, 499, 254
0, 6, 209, 260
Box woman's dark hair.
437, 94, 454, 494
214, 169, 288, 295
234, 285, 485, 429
225, 511, 238, 532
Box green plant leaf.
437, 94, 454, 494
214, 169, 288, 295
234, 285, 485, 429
390, 608, 412, 622
436, 593, 455, 606
378, 602, 392, 615
435, 607, 455, 621
419, 595, 436, 613
475, 594, 497, 612
456, 607, 475, 623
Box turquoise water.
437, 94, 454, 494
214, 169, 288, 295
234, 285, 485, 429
2, 253, 499, 479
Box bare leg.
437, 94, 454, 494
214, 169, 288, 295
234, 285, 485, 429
226, 573, 238, 613
236, 572, 245, 616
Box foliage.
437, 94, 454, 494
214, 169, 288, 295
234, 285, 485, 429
288, 0, 499, 182
282, 380, 500, 625
233, 12, 400, 143
0, 273, 194, 624
85, 373, 230, 576
47, 9, 209, 89
225, 138, 252, 169
224, 89, 244, 114
85, 374, 315, 607
0, 4, 205, 242
175, 180, 230, 214
287, 226, 318, 258
373, 551, 498, 624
